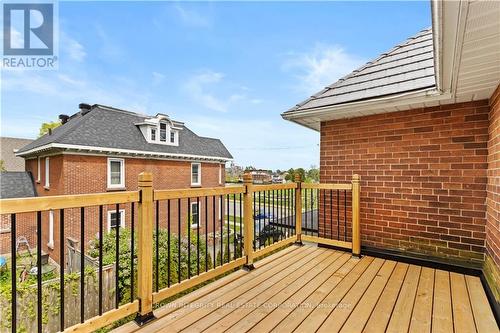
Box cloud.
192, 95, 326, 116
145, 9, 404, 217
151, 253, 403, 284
64, 37, 86, 62
152, 71, 166, 86
283, 44, 365, 95
174, 4, 211, 28
184, 70, 248, 113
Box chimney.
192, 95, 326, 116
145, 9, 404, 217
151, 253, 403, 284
59, 114, 69, 124
79, 103, 92, 115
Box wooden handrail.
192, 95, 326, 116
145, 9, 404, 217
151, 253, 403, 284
301, 183, 352, 190
154, 185, 245, 201
251, 183, 298, 191
0, 191, 139, 215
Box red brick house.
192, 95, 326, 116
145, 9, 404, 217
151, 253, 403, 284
11, 103, 232, 262
283, 2, 500, 303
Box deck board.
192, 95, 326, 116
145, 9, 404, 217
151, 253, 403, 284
112, 245, 499, 333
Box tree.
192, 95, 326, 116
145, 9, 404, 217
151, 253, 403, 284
38, 121, 61, 137
0, 160, 5, 171
307, 167, 319, 182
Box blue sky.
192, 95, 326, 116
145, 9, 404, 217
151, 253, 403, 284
1, 1, 431, 170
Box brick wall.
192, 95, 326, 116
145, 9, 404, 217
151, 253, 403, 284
486, 84, 500, 300
320, 100, 490, 266
9, 154, 226, 263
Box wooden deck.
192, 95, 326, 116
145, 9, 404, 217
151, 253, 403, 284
114, 245, 498, 333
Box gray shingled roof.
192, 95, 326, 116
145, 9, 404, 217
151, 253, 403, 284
17, 105, 233, 160
285, 28, 435, 113
0, 172, 37, 199
0, 137, 33, 171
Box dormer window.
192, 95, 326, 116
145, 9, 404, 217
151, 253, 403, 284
160, 123, 167, 142
151, 128, 156, 141
170, 131, 175, 143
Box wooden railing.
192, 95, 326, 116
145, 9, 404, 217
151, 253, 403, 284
0, 172, 360, 332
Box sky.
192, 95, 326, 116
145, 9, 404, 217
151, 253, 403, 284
0, 1, 431, 170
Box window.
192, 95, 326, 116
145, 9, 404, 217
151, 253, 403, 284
190, 202, 199, 227
151, 128, 156, 141
107, 210, 125, 232
107, 158, 125, 188
48, 210, 54, 248
170, 131, 175, 143
191, 163, 201, 186
44, 157, 50, 188
160, 123, 167, 142
37, 157, 41, 182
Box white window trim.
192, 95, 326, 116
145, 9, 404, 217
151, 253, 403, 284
48, 210, 54, 249
190, 201, 200, 228
37, 157, 41, 183
107, 209, 125, 232
107, 158, 125, 189
44, 157, 50, 188
191, 163, 201, 186
219, 164, 222, 184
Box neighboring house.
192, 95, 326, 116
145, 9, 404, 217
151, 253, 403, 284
0, 172, 37, 253
249, 169, 272, 184
226, 162, 244, 182
0, 137, 33, 171
14, 103, 232, 262
283, 2, 500, 302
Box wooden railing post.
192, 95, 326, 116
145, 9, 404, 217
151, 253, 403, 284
243, 172, 255, 270
135, 172, 155, 325
294, 173, 303, 244
352, 174, 361, 257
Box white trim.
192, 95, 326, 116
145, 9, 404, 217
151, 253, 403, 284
190, 201, 200, 228
48, 210, 54, 249
107, 209, 125, 232
44, 157, 50, 188
107, 158, 125, 189
219, 164, 222, 184
16, 143, 232, 162
37, 157, 41, 182
191, 162, 201, 186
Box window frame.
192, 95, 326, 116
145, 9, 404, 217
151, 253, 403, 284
107, 158, 125, 189
37, 157, 41, 183
170, 131, 176, 144
191, 162, 201, 186
44, 157, 50, 188
190, 201, 200, 228
107, 209, 125, 232
48, 210, 54, 249
159, 122, 167, 142
151, 128, 156, 141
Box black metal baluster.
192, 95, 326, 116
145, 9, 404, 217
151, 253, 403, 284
239, 193, 242, 256
300, 188, 307, 235
278, 190, 282, 242
226, 194, 230, 263
60, 209, 65, 330
178, 198, 181, 283
167, 200, 171, 287
188, 198, 191, 279
263, 190, 266, 245
130, 203, 135, 300
115, 204, 120, 308
323, 189, 326, 238
259, 191, 262, 249
220, 195, 223, 265
212, 196, 216, 268
10, 214, 16, 333
344, 190, 347, 241
311, 189, 312, 236
205, 196, 208, 272
253, 192, 256, 250
37, 211, 42, 331
80, 207, 85, 321
337, 190, 340, 240
330, 190, 333, 240
155, 200, 159, 292
197, 197, 200, 275
98, 206, 103, 315
233, 195, 236, 260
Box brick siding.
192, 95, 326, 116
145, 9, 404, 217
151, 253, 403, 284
320, 100, 490, 266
